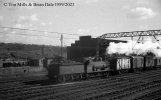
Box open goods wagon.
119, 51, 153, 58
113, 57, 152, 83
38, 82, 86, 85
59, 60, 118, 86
108, 56, 160, 75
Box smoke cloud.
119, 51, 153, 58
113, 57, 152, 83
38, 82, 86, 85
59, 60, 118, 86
106, 39, 161, 57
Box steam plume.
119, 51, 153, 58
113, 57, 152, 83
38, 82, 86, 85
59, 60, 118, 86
106, 39, 161, 57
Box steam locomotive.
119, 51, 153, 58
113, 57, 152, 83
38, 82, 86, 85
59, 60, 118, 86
47, 56, 161, 83
47, 57, 108, 82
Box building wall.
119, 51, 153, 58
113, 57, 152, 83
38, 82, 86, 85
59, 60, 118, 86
67, 36, 126, 61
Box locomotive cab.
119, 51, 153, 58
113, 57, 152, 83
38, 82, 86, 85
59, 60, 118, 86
88, 57, 108, 72
84, 57, 109, 78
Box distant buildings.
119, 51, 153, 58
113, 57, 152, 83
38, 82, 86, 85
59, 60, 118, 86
67, 36, 126, 61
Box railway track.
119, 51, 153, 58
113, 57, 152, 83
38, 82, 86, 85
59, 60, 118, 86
1, 69, 161, 100
0, 77, 124, 99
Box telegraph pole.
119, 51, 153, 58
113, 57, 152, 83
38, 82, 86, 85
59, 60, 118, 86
96, 39, 100, 58
42, 45, 44, 57
131, 36, 133, 51
60, 34, 63, 60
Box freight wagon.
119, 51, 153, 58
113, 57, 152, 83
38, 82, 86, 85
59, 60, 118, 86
131, 56, 144, 71
108, 56, 131, 75
155, 57, 161, 67
108, 56, 160, 75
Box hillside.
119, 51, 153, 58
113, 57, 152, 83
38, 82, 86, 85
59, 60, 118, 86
0, 43, 67, 59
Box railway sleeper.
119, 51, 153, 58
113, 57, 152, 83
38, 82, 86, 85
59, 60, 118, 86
29, 80, 131, 100
84, 81, 158, 100
135, 88, 161, 100
0, 79, 141, 99
122, 84, 161, 100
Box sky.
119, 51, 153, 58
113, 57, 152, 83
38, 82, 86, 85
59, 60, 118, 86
0, 0, 161, 46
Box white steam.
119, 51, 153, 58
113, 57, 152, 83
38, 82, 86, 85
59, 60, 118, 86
106, 39, 161, 57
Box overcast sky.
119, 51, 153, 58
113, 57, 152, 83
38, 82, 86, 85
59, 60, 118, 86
0, 0, 161, 46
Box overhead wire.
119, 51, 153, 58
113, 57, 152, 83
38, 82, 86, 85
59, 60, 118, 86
0, 26, 99, 37
0, 31, 78, 40
0, 26, 82, 36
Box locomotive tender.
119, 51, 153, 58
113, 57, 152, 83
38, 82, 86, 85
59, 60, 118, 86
47, 56, 161, 82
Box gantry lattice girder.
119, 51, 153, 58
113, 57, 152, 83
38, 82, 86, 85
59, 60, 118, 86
98, 30, 161, 39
